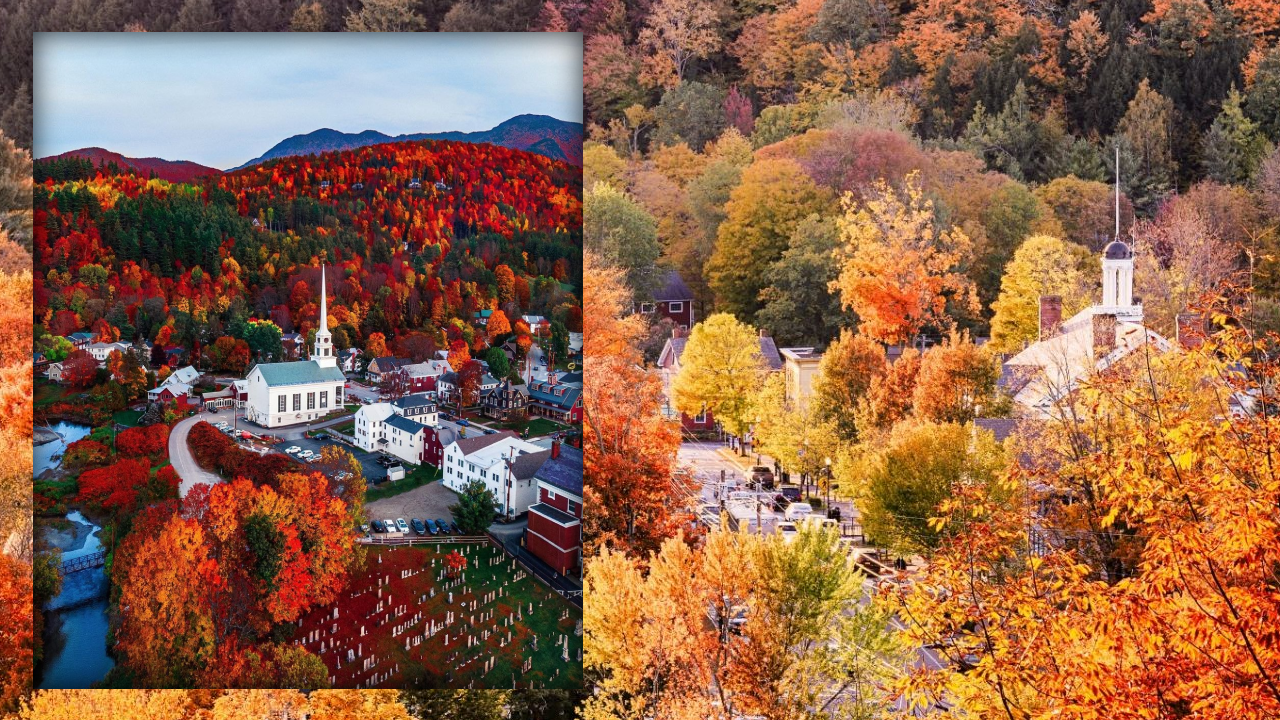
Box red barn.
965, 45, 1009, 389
524, 441, 582, 577
640, 269, 695, 330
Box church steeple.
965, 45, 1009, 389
313, 265, 336, 368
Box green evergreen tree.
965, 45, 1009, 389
449, 479, 499, 534
1202, 87, 1273, 184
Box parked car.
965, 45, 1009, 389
778, 486, 802, 503
449, 520, 461, 534
775, 521, 798, 542
297, 450, 313, 460
313, 432, 328, 440
784, 502, 814, 523
410, 518, 426, 535
750, 466, 775, 489
424, 519, 439, 535
457, 419, 469, 427
359, 523, 370, 534
370, 520, 385, 532
435, 519, 451, 534
395, 518, 408, 533
482, 428, 496, 435
383, 518, 397, 533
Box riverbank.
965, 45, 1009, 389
40, 513, 96, 554
35, 426, 60, 445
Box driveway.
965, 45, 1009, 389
170, 409, 232, 498
365, 481, 459, 525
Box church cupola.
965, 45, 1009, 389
313, 264, 337, 368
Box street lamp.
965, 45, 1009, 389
824, 456, 832, 511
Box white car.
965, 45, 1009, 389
395, 518, 409, 533
284, 446, 301, 455
297, 450, 313, 460
384, 518, 398, 533
776, 521, 798, 542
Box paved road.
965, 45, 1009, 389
170, 409, 230, 498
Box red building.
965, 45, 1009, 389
640, 269, 695, 330
422, 423, 459, 468
525, 441, 582, 577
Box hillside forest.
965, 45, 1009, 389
32, 139, 583, 384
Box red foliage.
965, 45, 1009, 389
115, 423, 170, 458
60, 350, 99, 390
62, 438, 111, 470
0, 554, 32, 715
77, 457, 151, 513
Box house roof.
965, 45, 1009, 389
168, 365, 201, 385
556, 371, 583, 385
452, 430, 521, 456
357, 403, 395, 424
427, 425, 459, 448
67, 332, 94, 342
535, 444, 582, 497
663, 335, 783, 371
439, 371, 458, 385
653, 269, 694, 303
508, 448, 553, 480
392, 394, 437, 411
526, 381, 581, 410
385, 413, 426, 435
974, 417, 1020, 443
253, 360, 346, 387
529, 502, 579, 526
371, 356, 411, 371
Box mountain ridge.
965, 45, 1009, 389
231, 114, 583, 169
39, 147, 222, 183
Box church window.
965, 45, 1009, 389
278, 395, 286, 413
320, 391, 328, 408
307, 392, 315, 410
293, 394, 301, 411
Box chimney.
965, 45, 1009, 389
759, 328, 769, 338
671, 326, 683, 339
551, 439, 561, 459
1092, 312, 1117, 363
1038, 295, 1062, 341
1176, 313, 1204, 350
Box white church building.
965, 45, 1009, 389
1000, 238, 1172, 417
245, 266, 348, 428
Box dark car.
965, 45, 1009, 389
457, 419, 469, 427
750, 466, 775, 490
425, 519, 440, 535
779, 486, 802, 503
483, 428, 496, 435
450, 520, 461, 534
371, 520, 386, 533
435, 519, 452, 535
410, 518, 426, 535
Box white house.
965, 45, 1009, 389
87, 341, 131, 365
437, 371, 500, 405
442, 431, 552, 519
244, 266, 347, 428
340, 348, 362, 373
353, 394, 438, 465
46, 362, 64, 383
148, 365, 201, 401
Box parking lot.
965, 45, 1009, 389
364, 481, 461, 537
270, 434, 393, 483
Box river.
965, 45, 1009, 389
34, 421, 116, 689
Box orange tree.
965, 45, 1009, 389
889, 318, 1280, 719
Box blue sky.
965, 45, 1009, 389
33, 33, 583, 170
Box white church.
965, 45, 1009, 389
245, 266, 348, 428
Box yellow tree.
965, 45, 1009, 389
892, 319, 1280, 719
671, 313, 766, 441
20, 691, 196, 720
831, 172, 979, 345
637, 0, 723, 88
989, 234, 1093, 352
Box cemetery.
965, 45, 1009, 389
292, 540, 583, 689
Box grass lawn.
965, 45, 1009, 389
293, 542, 582, 688
344, 403, 360, 413
35, 380, 71, 409
493, 416, 566, 438
365, 464, 442, 503
113, 409, 144, 427
332, 420, 355, 435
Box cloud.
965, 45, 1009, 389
33, 32, 583, 169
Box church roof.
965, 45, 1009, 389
1104, 240, 1132, 260
254, 361, 346, 387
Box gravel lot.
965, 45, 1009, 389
365, 480, 460, 531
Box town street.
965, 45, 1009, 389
169, 408, 228, 498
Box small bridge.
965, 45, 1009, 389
62, 550, 106, 574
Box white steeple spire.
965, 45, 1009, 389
313, 264, 336, 368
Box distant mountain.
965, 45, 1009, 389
232, 114, 582, 170
40, 147, 222, 183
